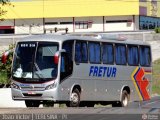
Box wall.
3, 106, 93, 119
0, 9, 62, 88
0, 20, 14, 26
105, 16, 135, 31
74, 17, 104, 32
3, 0, 139, 19
0, 16, 136, 34
13, 16, 135, 34
157, 0, 160, 17
139, 0, 160, 17
45, 17, 73, 33
15, 19, 44, 34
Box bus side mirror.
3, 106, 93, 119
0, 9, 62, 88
1, 51, 10, 64
53, 49, 66, 64
54, 52, 59, 65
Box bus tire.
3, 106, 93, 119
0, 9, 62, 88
120, 90, 129, 107
67, 89, 80, 107
25, 100, 40, 107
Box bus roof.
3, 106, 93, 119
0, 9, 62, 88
17, 34, 150, 46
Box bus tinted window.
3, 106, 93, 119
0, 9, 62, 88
62, 41, 74, 59
102, 43, 114, 64
75, 41, 88, 63
115, 44, 126, 65
140, 46, 151, 66
89, 42, 101, 64
128, 45, 139, 66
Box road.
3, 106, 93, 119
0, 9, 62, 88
0, 94, 160, 120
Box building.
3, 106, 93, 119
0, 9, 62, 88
0, 0, 160, 34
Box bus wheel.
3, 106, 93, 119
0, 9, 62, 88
120, 90, 129, 107
25, 100, 40, 107
67, 89, 80, 107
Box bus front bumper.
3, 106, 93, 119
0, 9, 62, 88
11, 88, 59, 101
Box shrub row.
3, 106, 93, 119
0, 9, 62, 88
154, 27, 160, 33
0, 44, 14, 85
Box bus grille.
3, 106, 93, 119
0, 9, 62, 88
23, 93, 42, 97
20, 87, 45, 91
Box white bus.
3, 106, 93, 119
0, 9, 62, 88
6, 33, 152, 107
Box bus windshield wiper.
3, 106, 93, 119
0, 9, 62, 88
34, 62, 45, 80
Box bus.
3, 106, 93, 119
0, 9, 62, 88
6, 33, 152, 107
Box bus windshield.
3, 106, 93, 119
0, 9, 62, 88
12, 42, 59, 82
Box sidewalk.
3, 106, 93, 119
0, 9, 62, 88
0, 88, 26, 108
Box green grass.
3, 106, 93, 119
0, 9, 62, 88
152, 59, 160, 95
0, 71, 8, 84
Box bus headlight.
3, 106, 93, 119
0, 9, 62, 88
45, 83, 57, 90
11, 83, 20, 90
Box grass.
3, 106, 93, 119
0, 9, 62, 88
0, 71, 8, 84
152, 59, 160, 95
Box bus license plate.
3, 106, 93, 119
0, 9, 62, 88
28, 91, 36, 95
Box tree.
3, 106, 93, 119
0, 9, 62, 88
0, 44, 14, 86
0, 0, 10, 4
0, 0, 11, 20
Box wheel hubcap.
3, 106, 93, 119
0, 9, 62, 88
71, 93, 79, 103
123, 96, 128, 107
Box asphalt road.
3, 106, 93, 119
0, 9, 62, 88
0, 96, 160, 120
0, 108, 159, 120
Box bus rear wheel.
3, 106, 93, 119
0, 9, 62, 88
67, 89, 80, 107
120, 90, 129, 107
112, 90, 129, 107
25, 100, 40, 107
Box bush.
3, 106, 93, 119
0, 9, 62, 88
0, 71, 7, 84
154, 27, 160, 33
0, 44, 14, 84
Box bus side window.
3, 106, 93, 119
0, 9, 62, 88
75, 41, 88, 63
60, 53, 72, 80
102, 43, 114, 64
60, 41, 74, 81
128, 45, 139, 66
89, 42, 101, 64
62, 41, 73, 60
140, 46, 151, 66
115, 44, 127, 65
